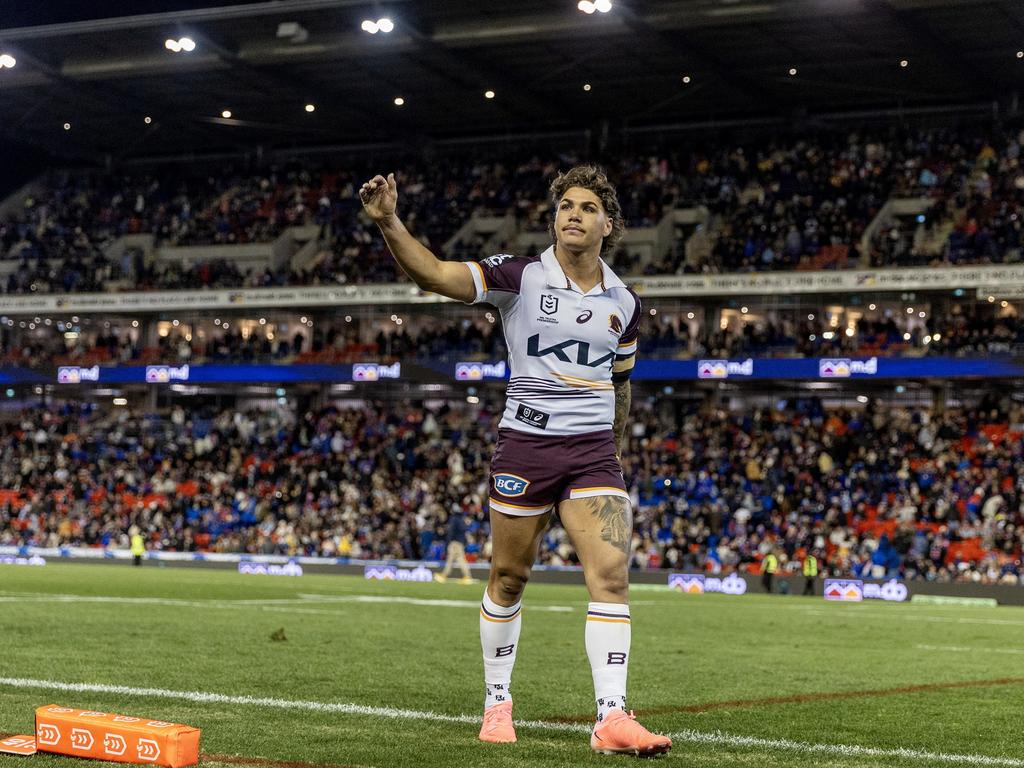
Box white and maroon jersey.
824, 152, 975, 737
464, 246, 640, 437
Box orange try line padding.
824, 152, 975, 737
0, 736, 37, 756
34, 705, 200, 767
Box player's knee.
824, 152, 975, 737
589, 562, 629, 601
491, 565, 529, 602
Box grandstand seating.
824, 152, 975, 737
0, 401, 1018, 586
3, 124, 1024, 296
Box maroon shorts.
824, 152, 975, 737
488, 428, 629, 517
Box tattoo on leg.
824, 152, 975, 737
588, 497, 632, 555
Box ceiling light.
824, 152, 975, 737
144, 116, 152, 124
1017, 51, 1023, 59
361, 19, 379, 33
63, 122, 71, 131
578, 1, 596, 13
394, 96, 405, 106
899, 59, 908, 67
594, 0, 613, 11
868, 303, 876, 310
0, 54, 16, 69
221, 109, 232, 118
682, 75, 691, 84
1001, 300, 1009, 308
179, 37, 196, 52
377, 17, 394, 33
165, 38, 181, 52
113, 398, 128, 406
788, 67, 798, 76
856, 395, 868, 404
305, 103, 315, 112
583, 83, 592, 91
484, 90, 495, 99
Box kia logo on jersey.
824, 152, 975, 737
493, 473, 530, 497
540, 294, 559, 314
576, 309, 593, 323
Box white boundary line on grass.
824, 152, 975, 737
917, 644, 1024, 656
0, 677, 1020, 767
0, 593, 574, 613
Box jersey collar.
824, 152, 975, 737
540, 246, 626, 294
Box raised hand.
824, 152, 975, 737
359, 172, 398, 222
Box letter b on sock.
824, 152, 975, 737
495, 644, 515, 658
607, 652, 627, 665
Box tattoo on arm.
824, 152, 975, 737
587, 496, 633, 556
612, 380, 631, 458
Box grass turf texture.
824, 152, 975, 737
0, 563, 1021, 768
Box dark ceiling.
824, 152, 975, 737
1, 0, 1022, 161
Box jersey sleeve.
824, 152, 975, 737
611, 289, 641, 383
463, 254, 528, 307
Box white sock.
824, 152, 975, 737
586, 601, 631, 722
480, 590, 522, 709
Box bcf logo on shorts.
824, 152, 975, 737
493, 473, 530, 497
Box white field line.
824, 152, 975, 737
0, 593, 573, 613
917, 644, 1024, 656
801, 608, 1024, 627
0, 677, 1021, 767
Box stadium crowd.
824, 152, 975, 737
3, 123, 1024, 295
3, 303, 1017, 368
0, 399, 1018, 586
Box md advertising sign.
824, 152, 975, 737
668, 573, 748, 595
824, 578, 908, 602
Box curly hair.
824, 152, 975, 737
548, 165, 625, 256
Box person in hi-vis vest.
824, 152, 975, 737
130, 526, 146, 567
802, 551, 819, 596
761, 550, 779, 594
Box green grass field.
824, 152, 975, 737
0, 563, 1022, 768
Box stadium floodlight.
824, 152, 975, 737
484, 89, 495, 99
362, 17, 393, 34
179, 37, 196, 52
682, 75, 691, 84
144, 116, 152, 124
165, 38, 182, 52
788, 67, 798, 76
1018, 50, 1023, 59
0, 54, 16, 69
899, 58, 908, 68
583, 83, 592, 91
594, 0, 613, 11
305, 103, 316, 112
63, 122, 71, 130
578, 1, 596, 13
221, 109, 232, 118
394, 96, 405, 106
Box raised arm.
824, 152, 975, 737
359, 173, 475, 303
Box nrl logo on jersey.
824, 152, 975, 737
540, 294, 559, 315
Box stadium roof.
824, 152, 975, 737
0, 0, 1021, 161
